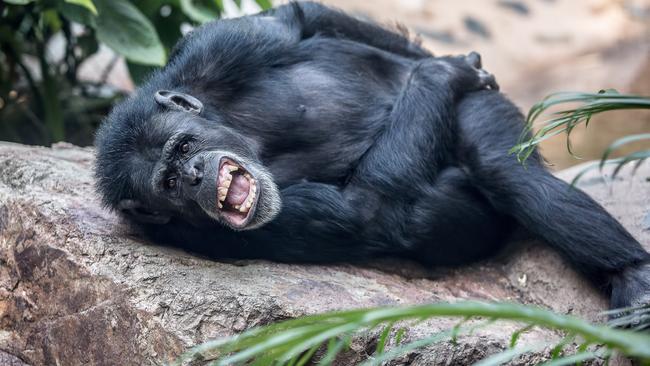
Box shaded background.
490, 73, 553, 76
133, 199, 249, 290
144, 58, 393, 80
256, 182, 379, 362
2, 0, 649, 169
322, 0, 650, 169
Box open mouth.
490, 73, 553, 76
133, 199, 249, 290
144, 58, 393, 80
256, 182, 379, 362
216, 157, 258, 228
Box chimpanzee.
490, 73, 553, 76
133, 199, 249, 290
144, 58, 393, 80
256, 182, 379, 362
94, 2, 650, 317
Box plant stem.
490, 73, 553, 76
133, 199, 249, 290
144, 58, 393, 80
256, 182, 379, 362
36, 23, 64, 144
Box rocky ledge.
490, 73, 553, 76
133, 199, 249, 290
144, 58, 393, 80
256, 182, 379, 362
0, 142, 648, 365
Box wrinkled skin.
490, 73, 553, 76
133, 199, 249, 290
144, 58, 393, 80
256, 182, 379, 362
95, 2, 650, 324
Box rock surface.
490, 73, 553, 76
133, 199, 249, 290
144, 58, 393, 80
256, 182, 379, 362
0, 142, 648, 365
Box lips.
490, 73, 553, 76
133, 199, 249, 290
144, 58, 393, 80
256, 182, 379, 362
216, 158, 258, 228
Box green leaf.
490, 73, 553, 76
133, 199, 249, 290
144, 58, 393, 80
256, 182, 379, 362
4, 0, 34, 5
539, 351, 605, 366
255, 0, 273, 10
58, 2, 96, 26
65, 0, 97, 15
359, 330, 454, 366
374, 321, 395, 355
94, 0, 166, 66
514, 91, 650, 164
318, 335, 350, 366
600, 133, 650, 169
473, 345, 541, 366
126, 61, 156, 86
510, 324, 534, 348
172, 301, 650, 366
179, 0, 221, 24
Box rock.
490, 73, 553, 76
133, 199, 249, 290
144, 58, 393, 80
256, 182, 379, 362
0, 142, 647, 365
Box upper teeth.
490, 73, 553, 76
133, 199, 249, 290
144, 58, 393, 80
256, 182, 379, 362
218, 163, 257, 214
217, 174, 232, 202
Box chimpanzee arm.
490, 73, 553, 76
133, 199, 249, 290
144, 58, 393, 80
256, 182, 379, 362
351, 54, 497, 191
241, 182, 374, 262
140, 182, 370, 262
262, 2, 431, 59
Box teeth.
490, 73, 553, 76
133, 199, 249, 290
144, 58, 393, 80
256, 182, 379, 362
218, 187, 228, 202
218, 176, 232, 189
217, 166, 257, 214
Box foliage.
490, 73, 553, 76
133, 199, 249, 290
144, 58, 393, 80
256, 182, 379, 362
0, 0, 271, 145
511, 90, 650, 184
171, 301, 650, 365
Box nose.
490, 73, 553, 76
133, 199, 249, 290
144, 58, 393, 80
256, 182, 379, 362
183, 156, 203, 186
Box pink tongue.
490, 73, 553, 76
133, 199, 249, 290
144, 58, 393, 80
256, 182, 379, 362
226, 174, 250, 206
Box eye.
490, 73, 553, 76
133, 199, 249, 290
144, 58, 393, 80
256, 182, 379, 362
165, 177, 177, 189
179, 141, 190, 154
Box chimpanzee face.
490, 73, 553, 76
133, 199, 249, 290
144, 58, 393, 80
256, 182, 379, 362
96, 90, 281, 230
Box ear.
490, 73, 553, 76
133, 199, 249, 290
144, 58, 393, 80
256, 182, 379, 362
117, 199, 172, 225
154, 90, 203, 114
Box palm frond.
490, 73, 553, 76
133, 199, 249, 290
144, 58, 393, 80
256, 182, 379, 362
171, 301, 650, 365
511, 90, 650, 168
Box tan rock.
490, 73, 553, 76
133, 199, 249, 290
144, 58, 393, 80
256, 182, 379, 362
0, 142, 646, 365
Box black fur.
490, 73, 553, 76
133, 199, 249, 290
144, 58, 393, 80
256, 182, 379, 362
95, 2, 650, 315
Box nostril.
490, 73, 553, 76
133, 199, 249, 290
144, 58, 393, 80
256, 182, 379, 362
187, 168, 202, 186
185, 156, 204, 186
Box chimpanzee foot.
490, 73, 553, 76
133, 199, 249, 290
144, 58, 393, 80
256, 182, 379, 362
610, 263, 650, 329
409, 52, 499, 94
464, 51, 499, 91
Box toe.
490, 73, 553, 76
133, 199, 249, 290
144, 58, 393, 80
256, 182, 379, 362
479, 70, 499, 91
466, 51, 482, 69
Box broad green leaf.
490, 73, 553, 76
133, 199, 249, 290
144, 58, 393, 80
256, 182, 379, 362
42, 9, 63, 32
58, 2, 97, 26
94, 0, 166, 66
126, 61, 156, 86
255, 0, 272, 10
3, 0, 34, 5
65, 0, 97, 15
179, 0, 221, 24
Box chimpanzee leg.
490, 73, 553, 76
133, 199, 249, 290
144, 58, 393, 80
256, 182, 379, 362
405, 167, 514, 266
457, 90, 650, 312
264, 2, 431, 59
351, 54, 497, 192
